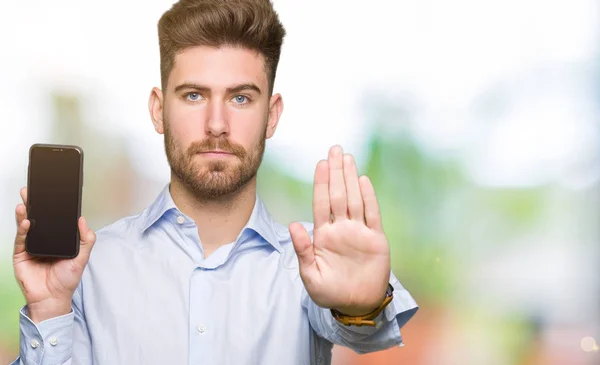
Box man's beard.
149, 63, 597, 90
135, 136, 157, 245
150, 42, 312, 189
164, 120, 266, 200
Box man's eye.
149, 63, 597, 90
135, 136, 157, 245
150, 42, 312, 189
186, 93, 201, 101
233, 95, 249, 104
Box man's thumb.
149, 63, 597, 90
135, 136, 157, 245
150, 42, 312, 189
289, 222, 315, 270
76, 216, 96, 263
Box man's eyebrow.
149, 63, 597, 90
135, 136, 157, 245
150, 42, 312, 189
227, 83, 262, 95
174, 82, 262, 95
174, 83, 210, 93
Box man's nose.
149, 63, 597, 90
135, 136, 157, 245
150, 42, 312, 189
205, 100, 229, 137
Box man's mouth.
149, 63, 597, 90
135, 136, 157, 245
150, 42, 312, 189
198, 150, 235, 158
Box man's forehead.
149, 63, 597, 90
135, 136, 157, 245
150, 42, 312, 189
169, 45, 268, 90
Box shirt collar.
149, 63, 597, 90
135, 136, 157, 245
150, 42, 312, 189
141, 183, 282, 253
140, 183, 177, 234
244, 191, 282, 253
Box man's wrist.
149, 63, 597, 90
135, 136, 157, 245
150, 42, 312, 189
332, 286, 389, 316
27, 300, 72, 324
333, 302, 382, 317
330, 283, 395, 326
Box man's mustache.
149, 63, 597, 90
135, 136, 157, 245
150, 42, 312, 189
186, 138, 246, 158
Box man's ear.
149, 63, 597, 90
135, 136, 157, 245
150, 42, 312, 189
266, 93, 284, 139
148, 87, 165, 134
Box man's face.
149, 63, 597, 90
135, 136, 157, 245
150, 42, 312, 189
153, 46, 281, 199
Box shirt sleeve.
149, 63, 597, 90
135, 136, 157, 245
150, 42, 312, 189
304, 270, 419, 354
10, 283, 92, 365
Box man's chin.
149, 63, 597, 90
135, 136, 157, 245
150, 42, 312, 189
189, 181, 243, 199
191, 158, 235, 171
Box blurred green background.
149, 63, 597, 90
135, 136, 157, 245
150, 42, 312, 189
1, 0, 599, 364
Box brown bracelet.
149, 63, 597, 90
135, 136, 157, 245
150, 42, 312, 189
330, 284, 394, 327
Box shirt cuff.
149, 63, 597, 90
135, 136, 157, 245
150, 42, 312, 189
19, 306, 75, 365
385, 279, 419, 329
333, 279, 419, 341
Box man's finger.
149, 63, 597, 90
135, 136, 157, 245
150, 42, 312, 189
20, 186, 27, 205
313, 160, 331, 229
343, 154, 364, 222
328, 145, 347, 221
14, 204, 30, 255
15, 202, 27, 226
359, 175, 383, 231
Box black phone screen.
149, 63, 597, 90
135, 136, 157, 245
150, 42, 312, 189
26, 145, 83, 258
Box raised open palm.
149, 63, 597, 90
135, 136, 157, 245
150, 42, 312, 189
289, 145, 391, 316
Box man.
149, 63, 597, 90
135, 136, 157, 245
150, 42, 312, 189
12, 0, 418, 364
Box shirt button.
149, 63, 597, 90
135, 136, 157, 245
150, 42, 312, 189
49, 337, 58, 346
176, 216, 185, 224
30, 339, 40, 349
197, 324, 206, 333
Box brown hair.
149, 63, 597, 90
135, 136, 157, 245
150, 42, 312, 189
157, 0, 286, 95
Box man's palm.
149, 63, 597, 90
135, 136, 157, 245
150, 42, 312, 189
290, 146, 390, 315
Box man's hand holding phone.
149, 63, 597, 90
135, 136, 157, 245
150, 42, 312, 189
13, 187, 97, 324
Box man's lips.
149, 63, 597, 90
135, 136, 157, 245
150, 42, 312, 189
197, 150, 235, 157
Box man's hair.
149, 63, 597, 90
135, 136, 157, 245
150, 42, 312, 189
158, 0, 286, 95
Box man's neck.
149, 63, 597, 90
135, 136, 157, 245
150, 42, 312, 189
168, 175, 257, 258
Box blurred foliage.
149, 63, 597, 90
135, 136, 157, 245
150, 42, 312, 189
0, 264, 22, 352
364, 131, 466, 305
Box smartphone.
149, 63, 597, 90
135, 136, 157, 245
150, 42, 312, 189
26, 143, 84, 258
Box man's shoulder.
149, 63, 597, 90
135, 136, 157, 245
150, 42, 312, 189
95, 212, 145, 241
90, 209, 149, 257
82, 211, 150, 281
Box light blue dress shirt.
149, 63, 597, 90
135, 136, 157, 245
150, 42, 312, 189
13, 183, 418, 365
